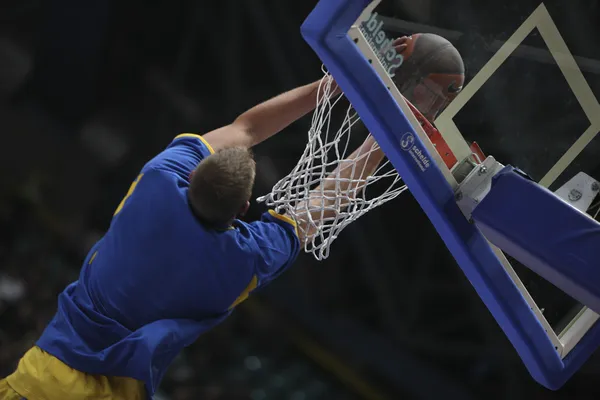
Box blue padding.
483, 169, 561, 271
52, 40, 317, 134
472, 166, 600, 313
301, 0, 600, 390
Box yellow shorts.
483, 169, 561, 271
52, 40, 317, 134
2, 346, 146, 400
0, 378, 23, 400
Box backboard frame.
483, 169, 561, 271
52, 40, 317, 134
301, 0, 600, 389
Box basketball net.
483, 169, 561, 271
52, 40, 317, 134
258, 67, 408, 260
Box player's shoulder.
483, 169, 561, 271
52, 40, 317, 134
263, 210, 297, 231
109, 168, 187, 226
141, 133, 215, 180
169, 133, 215, 155
134, 166, 179, 191
232, 211, 299, 247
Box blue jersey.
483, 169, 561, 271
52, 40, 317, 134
36, 134, 300, 397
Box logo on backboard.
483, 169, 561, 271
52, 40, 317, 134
400, 132, 415, 151
400, 133, 430, 172
359, 12, 404, 77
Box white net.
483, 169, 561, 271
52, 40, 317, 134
258, 67, 408, 260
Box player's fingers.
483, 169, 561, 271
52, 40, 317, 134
394, 43, 408, 53
392, 36, 410, 52
392, 36, 409, 46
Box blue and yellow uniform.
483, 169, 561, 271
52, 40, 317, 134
1, 134, 300, 400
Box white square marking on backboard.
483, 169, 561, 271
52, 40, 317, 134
432, 2, 600, 356
434, 3, 600, 188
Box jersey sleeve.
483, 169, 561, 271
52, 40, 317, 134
142, 134, 215, 180
246, 210, 301, 289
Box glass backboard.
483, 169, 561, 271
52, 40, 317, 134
300, 0, 600, 390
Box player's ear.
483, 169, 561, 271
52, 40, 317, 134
239, 200, 250, 217
189, 170, 195, 180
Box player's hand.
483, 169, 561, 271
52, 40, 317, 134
392, 36, 410, 53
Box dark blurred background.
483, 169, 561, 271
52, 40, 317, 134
2, 0, 600, 399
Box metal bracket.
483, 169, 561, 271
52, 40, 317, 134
553, 172, 600, 213
455, 156, 505, 220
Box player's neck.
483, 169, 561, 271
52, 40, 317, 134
188, 203, 234, 231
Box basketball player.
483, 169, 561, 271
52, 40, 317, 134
0, 34, 464, 400
0, 83, 376, 400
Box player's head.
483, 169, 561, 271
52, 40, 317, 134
392, 33, 465, 121
188, 147, 256, 228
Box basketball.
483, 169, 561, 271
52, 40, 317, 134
392, 33, 465, 119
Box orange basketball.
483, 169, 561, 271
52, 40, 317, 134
392, 33, 465, 120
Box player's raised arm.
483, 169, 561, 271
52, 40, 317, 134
202, 78, 340, 151
142, 79, 340, 180
294, 135, 386, 243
